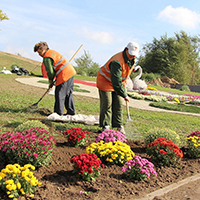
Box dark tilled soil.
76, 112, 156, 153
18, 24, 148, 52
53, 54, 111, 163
0, 133, 199, 200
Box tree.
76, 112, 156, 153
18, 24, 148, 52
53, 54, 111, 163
0, 10, 9, 21
138, 31, 200, 84
74, 50, 100, 76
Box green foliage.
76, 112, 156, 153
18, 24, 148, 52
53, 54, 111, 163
180, 85, 190, 92
144, 127, 181, 145
74, 50, 100, 77
138, 31, 200, 84
15, 120, 49, 132
149, 101, 200, 113
141, 72, 161, 82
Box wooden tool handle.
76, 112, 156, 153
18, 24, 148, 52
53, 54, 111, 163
69, 44, 83, 63
126, 101, 130, 116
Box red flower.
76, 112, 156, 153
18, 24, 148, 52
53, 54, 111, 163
159, 149, 167, 154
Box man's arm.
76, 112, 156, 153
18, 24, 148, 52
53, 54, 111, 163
110, 61, 127, 99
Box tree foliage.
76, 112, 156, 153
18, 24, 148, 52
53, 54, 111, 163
0, 10, 9, 21
138, 31, 200, 84
74, 50, 100, 76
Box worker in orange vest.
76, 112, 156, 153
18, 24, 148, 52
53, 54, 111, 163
34, 42, 76, 116
96, 42, 139, 134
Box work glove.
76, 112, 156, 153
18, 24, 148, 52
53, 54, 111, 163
48, 80, 54, 89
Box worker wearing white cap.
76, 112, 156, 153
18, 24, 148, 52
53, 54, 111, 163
96, 41, 139, 134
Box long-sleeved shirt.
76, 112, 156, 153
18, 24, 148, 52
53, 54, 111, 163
109, 49, 135, 98
43, 57, 55, 83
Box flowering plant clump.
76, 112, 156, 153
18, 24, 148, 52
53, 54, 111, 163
0, 127, 56, 167
95, 129, 127, 143
122, 155, 157, 181
186, 133, 200, 158
15, 120, 49, 132
70, 153, 104, 181
144, 127, 180, 146
86, 140, 135, 166
63, 128, 89, 147
187, 130, 200, 138
146, 137, 183, 167
0, 164, 42, 200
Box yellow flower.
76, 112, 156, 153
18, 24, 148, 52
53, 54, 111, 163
8, 194, 14, 198
17, 182, 21, 189
20, 188, 25, 195
38, 182, 42, 186
24, 176, 31, 182
5, 179, 14, 184
14, 164, 20, 168
29, 194, 34, 197
30, 179, 37, 186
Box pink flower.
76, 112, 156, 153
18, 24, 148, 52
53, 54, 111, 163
3, 147, 7, 151
33, 153, 38, 158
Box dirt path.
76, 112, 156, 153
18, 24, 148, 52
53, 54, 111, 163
15, 77, 200, 117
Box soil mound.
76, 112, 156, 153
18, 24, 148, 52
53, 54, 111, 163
148, 76, 179, 88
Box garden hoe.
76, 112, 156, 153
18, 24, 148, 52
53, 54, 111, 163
29, 44, 83, 109
124, 101, 140, 137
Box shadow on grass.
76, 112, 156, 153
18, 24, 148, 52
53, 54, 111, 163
0, 106, 28, 113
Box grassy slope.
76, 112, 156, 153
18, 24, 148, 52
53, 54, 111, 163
0, 51, 199, 143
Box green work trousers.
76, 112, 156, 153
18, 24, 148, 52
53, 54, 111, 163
99, 89, 123, 128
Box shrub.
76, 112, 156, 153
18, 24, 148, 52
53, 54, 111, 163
146, 137, 183, 167
144, 127, 180, 146
0, 164, 42, 199
122, 155, 157, 181
63, 128, 89, 147
86, 140, 135, 166
95, 130, 127, 143
186, 131, 200, 158
70, 153, 104, 181
180, 85, 190, 92
0, 127, 56, 167
15, 120, 49, 132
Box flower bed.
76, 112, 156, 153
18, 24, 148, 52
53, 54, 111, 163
0, 127, 56, 167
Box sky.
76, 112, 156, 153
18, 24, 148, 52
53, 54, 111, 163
1, 0, 200, 67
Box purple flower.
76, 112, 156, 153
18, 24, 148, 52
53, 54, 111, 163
122, 155, 157, 181
95, 130, 127, 143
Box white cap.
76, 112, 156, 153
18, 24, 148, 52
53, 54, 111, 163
127, 42, 139, 57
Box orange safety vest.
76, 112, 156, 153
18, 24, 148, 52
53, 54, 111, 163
96, 51, 134, 91
43, 49, 76, 86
